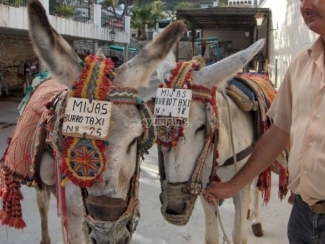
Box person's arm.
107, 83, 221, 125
202, 124, 289, 204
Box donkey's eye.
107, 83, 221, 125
195, 125, 206, 134
127, 138, 137, 153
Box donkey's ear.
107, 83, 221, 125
27, 0, 82, 87
152, 31, 176, 82
193, 39, 265, 88
116, 20, 187, 88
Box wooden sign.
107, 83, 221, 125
62, 97, 112, 140
154, 88, 192, 118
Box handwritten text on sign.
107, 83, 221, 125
62, 97, 112, 140
154, 88, 192, 118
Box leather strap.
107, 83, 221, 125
221, 145, 254, 167
310, 201, 325, 214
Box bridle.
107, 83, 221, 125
155, 57, 220, 225
156, 58, 254, 225
46, 55, 156, 243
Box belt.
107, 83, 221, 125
310, 201, 325, 214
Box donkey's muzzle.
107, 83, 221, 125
84, 195, 128, 221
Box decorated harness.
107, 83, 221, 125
0, 54, 156, 242
155, 57, 288, 226
155, 57, 220, 225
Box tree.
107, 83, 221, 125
174, 1, 199, 10
101, 0, 119, 17
173, 1, 198, 32
151, 0, 166, 17
218, 0, 228, 6
130, 1, 166, 40
120, 0, 142, 16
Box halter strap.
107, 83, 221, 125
51, 54, 153, 242
220, 144, 254, 167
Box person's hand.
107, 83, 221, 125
201, 181, 235, 206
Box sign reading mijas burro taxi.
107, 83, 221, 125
62, 97, 112, 140
154, 88, 192, 118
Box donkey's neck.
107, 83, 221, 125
201, 91, 254, 185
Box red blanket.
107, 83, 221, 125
0, 79, 67, 228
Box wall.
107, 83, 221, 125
204, 29, 252, 50
262, 0, 318, 87
0, 34, 37, 87
1, 35, 153, 90
0, 4, 129, 45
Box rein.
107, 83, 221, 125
156, 58, 254, 239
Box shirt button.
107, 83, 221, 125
304, 170, 308, 175
309, 142, 313, 147
317, 114, 321, 119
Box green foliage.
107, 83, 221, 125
174, 1, 199, 10
130, 0, 167, 40
0, 0, 25, 7
102, 0, 119, 9
172, 1, 198, 30
151, 0, 166, 13
219, 0, 228, 6
141, 0, 228, 10
57, 4, 74, 18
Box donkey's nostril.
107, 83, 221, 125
90, 237, 97, 244
166, 202, 187, 215
84, 195, 127, 221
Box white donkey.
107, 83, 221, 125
152, 40, 288, 244
0, 1, 187, 244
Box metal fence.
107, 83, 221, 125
49, 0, 92, 23
1, 0, 124, 30
0, 0, 27, 7
101, 16, 124, 31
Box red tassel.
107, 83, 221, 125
1, 189, 8, 199
212, 174, 221, 182
274, 160, 289, 200
13, 218, 26, 229
257, 167, 271, 204
8, 218, 14, 227
0, 209, 5, 220
2, 214, 10, 225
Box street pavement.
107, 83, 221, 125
0, 75, 292, 243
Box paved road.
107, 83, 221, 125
0, 76, 292, 243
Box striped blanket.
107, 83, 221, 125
0, 79, 67, 228
227, 73, 288, 204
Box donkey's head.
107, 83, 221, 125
27, 0, 186, 243
154, 40, 265, 225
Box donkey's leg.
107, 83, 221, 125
36, 185, 51, 244
232, 184, 250, 244
249, 177, 263, 237
63, 182, 87, 244
24, 74, 31, 94
23, 76, 29, 94
200, 196, 219, 244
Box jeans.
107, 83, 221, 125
0, 72, 9, 96
288, 195, 325, 244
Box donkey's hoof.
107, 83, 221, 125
247, 209, 250, 219
39, 237, 51, 244
252, 223, 263, 237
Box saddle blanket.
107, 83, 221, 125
1, 79, 67, 179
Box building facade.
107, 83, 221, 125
260, 0, 318, 87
